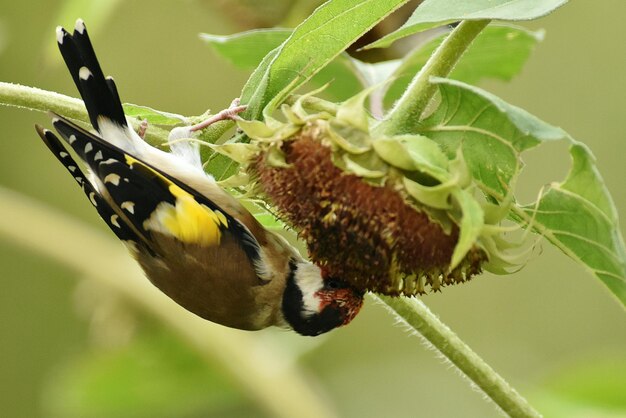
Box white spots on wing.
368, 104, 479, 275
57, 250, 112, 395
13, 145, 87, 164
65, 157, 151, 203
104, 173, 121, 186
100, 158, 118, 165
94, 150, 103, 161
68, 165, 77, 172
121, 201, 135, 214
79, 66, 93, 80
89, 192, 98, 206
68, 135, 77, 144
84, 142, 93, 154
55, 26, 64, 44
75, 18, 86, 34
75, 176, 83, 183
59, 151, 69, 158
110, 214, 121, 228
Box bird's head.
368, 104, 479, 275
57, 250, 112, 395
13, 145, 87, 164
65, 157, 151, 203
282, 261, 364, 336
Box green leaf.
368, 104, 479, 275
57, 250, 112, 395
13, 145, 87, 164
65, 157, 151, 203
200, 29, 291, 69
420, 77, 566, 196
240, 47, 279, 119
203, 28, 365, 100
240, 0, 411, 120
367, 0, 568, 49
43, 328, 240, 418
252, 212, 286, 230
122, 104, 186, 126
521, 145, 626, 305
382, 25, 544, 106
203, 152, 239, 181
241, 201, 288, 231
419, 77, 626, 305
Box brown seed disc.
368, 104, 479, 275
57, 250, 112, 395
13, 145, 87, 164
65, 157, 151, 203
254, 128, 486, 295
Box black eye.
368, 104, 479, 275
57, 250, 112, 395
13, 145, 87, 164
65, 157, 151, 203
326, 278, 342, 289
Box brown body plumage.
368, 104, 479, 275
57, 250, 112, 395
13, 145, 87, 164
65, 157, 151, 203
136, 232, 290, 330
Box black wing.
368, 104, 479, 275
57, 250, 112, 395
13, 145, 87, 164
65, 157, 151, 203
40, 114, 261, 263
35, 124, 140, 246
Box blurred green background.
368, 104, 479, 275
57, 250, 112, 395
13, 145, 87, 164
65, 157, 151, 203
1, 1, 625, 417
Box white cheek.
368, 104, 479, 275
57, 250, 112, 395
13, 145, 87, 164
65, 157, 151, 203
301, 292, 322, 317
295, 263, 324, 317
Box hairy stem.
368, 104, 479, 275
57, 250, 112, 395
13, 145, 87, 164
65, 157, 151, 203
374, 19, 490, 136
0, 81, 170, 146
375, 295, 540, 418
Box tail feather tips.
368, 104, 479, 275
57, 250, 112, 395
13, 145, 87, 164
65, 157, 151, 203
56, 20, 127, 131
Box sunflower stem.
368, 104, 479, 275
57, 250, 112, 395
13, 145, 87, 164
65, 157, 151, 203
0, 81, 170, 146
373, 19, 490, 136
375, 295, 540, 417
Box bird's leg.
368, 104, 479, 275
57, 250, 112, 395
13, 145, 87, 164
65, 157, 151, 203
137, 118, 149, 139
189, 98, 247, 133
168, 98, 247, 143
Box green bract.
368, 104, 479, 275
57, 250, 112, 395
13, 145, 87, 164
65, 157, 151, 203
213, 91, 526, 294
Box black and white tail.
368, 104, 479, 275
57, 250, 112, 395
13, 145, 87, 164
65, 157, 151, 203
36, 19, 262, 262
56, 19, 127, 132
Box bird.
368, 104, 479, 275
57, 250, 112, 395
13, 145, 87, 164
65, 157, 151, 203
35, 19, 363, 336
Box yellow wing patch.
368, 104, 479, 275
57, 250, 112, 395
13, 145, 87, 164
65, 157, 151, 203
125, 155, 228, 246
160, 183, 228, 246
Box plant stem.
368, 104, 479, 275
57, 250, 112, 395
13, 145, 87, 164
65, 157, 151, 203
0, 81, 86, 119
0, 81, 169, 146
373, 19, 490, 136
375, 295, 540, 418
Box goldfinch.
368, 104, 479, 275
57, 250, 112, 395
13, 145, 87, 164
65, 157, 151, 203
35, 19, 363, 336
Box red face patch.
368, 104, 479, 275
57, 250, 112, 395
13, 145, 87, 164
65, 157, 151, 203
315, 287, 364, 326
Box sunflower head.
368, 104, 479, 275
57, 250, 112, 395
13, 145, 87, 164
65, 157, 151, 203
226, 92, 519, 295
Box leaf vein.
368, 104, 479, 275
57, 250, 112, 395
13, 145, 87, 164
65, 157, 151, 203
551, 230, 622, 265
424, 125, 518, 154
